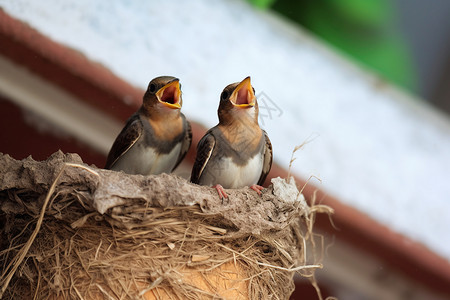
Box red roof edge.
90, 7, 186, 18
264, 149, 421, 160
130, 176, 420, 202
0, 8, 142, 121
1, 9, 449, 296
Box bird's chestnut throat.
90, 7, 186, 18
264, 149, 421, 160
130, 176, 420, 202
141, 100, 181, 122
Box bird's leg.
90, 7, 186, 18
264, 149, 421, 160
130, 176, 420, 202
250, 184, 264, 195
213, 184, 228, 202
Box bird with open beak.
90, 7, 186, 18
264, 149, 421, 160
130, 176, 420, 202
191, 76, 273, 199
105, 76, 192, 175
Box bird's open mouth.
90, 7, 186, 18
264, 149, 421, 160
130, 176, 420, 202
156, 79, 182, 109
230, 76, 255, 108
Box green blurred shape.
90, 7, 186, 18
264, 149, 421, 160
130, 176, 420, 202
246, 0, 276, 9
250, 0, 417, 91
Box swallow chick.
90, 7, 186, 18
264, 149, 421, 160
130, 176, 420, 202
190, 76, 272, 200
105, 76, 192, 175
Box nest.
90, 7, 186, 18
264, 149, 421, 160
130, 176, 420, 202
0, 151, 331, 299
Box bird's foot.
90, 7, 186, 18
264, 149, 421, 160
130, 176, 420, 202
250, 184, 264, 195
213, 184, 229, 203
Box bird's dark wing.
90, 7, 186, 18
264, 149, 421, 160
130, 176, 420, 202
190, 131, 216, 184
172, 115, 192, 171
257, 130, 273, 185
105, 114, 142, 169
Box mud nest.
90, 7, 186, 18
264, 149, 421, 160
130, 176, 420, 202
0, 151, 331, 299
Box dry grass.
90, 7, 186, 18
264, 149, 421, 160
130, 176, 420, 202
0, 152, 331, 299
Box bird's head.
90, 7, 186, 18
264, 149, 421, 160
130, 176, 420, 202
143, 76, 182, 115
218, 76, 258, 124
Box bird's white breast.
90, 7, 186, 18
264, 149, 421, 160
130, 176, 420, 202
200, 153, 263, 189
111, 139, 182, 175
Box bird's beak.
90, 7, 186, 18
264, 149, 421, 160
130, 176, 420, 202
230, 76, 255, 108
156, 79, 182, 109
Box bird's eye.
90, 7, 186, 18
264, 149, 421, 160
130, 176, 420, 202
149, 83, 156, 93
221, 91, 228, 100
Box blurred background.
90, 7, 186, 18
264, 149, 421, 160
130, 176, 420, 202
1, 0, 450, 299
262, 0, 450, 113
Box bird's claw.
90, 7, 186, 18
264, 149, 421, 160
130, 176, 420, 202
213, 184, 229, 204
250, 184, 264, 196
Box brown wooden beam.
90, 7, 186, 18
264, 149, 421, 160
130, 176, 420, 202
0, 8, 142, 122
